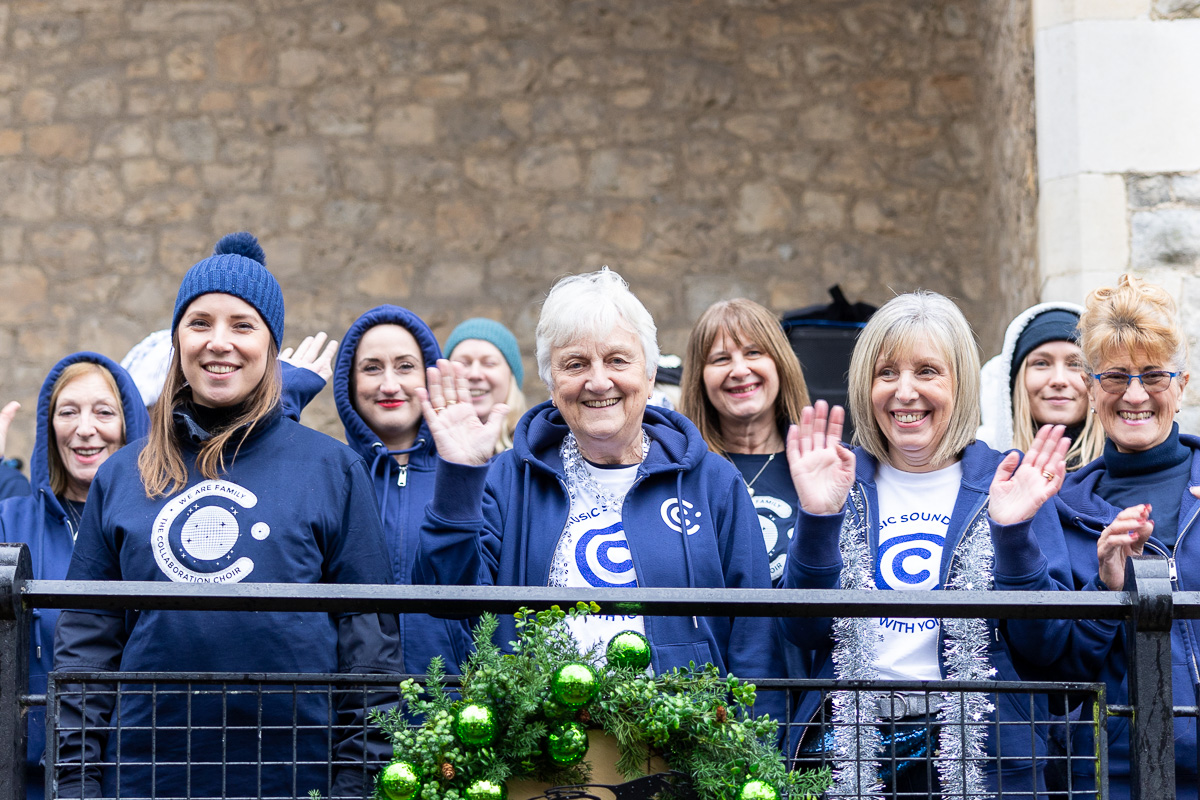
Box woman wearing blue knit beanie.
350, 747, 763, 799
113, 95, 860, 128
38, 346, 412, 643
445, 317, 528, 454
53, 232, 400, 800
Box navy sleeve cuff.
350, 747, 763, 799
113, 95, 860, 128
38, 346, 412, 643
792, 507, 845, 570
429, 457, 491, 521
988, 517, 1046, 579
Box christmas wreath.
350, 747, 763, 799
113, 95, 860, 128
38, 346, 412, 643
371, 603, 831, 800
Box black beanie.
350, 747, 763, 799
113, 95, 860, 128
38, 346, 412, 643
1010, 309, 1081, 393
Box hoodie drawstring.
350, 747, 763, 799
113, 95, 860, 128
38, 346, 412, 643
675, 470, 695, 589
32, 489, 49, 660
370, 439, 426, 535
518, 463, 532, 586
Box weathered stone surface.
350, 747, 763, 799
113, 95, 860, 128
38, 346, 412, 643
0, 265, 48, 323
1129, 175, 1172, 208
375, 104, 437, 145
736, 181, 793, 233
1153, 0, 1200, 18
515, 144, 581, 190
0, 0, 1028, 453
1131, 208, 1200, 268
1173, 173, 1200, 204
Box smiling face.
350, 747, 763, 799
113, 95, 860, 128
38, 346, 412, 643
550, 325, 653, 465
1022, 340, 1090, 427
353, 324, 426, 450
450, 339, 513, 423
701, 329, 780, 431
178, 293, 271, 409
870, 342, 956, 472
53, 370, 125, 502
1090, 346, 1188, 453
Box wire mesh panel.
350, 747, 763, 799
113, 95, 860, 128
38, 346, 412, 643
45, 674, 1106, 800
780, 680, 1107, 800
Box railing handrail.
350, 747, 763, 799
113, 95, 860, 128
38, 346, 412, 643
17, 580, 1137, 619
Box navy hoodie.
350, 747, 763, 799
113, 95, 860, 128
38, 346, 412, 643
782, 441, 1075, 793
0, 353, 149, 800
414, 399, 785, 719
54, 388, 400, 799
334, 305, 473, 676
1053, 428, 1200, 800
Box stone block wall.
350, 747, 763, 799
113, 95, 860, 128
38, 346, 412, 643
0, 0, 1033, 461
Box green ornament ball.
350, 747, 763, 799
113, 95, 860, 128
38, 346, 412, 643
737, 780, 780, 800
464, 779, 507, 800
454, 702, 497, 746
379, 761, 422, 800
551, 662, 599, 707
542, 695, 573, 719
606, 630, 651, 670
547, 721, 590, 765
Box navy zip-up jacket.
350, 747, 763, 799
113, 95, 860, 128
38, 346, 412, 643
1053, 430, 1200, 800
0, 353, 149, 800
334, 305, 473, 676
413, 399, 785, 719
53, 396, 400, 799
782, 441, 1074, 791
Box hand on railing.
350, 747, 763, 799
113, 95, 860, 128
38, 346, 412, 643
786, 400, 856, 516
988, 424, 1070, 526
416, 358, 508, 466
1098, 504, 1154, 591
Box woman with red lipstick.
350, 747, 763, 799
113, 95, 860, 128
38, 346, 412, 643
0, 353, 148, 800
1046, 274, 1198, 799
978, 302, 1105, 470
780, 290, 1073, 797
680, 298, 811, 586
52, 233, 399, 799
333, 305, 473, 677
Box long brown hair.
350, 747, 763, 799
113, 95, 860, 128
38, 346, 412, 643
48, 362, 126, 498
681, 298, 810, 454
137, 330, 282, 499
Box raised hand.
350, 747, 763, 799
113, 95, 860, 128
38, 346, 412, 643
0, 400, 19, 460
1097, 504, 1154, 591
280, 331, 338, 382
416, 358, 508, 466
785, 400, 856, 516
988, 424, 1071, 525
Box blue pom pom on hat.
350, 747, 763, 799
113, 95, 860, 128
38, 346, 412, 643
172, 232, 285, 348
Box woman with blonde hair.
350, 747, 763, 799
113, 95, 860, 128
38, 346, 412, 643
978, 303, 1105, 469
681, 298, 810, 585
782, 290, 1072, 796
1041, 274, 1198, 799
53, 232, 399, 799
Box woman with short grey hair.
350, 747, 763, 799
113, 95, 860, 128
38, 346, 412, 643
783, 290, 1073, 796
413, 267, 783, 718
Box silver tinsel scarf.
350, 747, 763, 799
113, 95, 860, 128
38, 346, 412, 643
827, 485, 995, 799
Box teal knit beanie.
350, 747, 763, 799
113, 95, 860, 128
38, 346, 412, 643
444, 318, 524, 388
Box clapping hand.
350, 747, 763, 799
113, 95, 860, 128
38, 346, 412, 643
416, 358, 508, 467
1097, 504, 1154, 591
988, 424, 1070, 525
0, 400, 19, 460
280, 332, 338, 382
785, 400, 856, 516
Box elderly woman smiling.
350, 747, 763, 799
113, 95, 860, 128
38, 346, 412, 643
413, 268, 781, 712
783, 291, 1072, 797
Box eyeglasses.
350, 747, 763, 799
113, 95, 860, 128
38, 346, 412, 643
1091, 370, 1181, 394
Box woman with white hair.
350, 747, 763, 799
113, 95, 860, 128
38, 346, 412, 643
413, 268, 782, 714
783, 291, 1073, 797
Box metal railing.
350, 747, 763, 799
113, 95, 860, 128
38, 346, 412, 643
0, 543, 1189, 799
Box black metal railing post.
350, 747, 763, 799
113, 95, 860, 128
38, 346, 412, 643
0, 543, 31, 800
1125, 554, 1175, 798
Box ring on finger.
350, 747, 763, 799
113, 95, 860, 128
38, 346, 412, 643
1041, 470, 1054, 481
434, 406, 445, 415
446, 399, 458, 406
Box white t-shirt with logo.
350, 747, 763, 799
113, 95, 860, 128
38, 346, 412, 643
548, 461, 648, 657
871, 460, 962, 681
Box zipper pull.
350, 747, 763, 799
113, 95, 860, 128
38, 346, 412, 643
396, 465, 408, 487
1169, 557, 1179, 582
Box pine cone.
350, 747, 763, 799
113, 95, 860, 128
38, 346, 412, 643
576, 708, 592, 724
440, 762, 455, 780
715, 705, 727, 723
